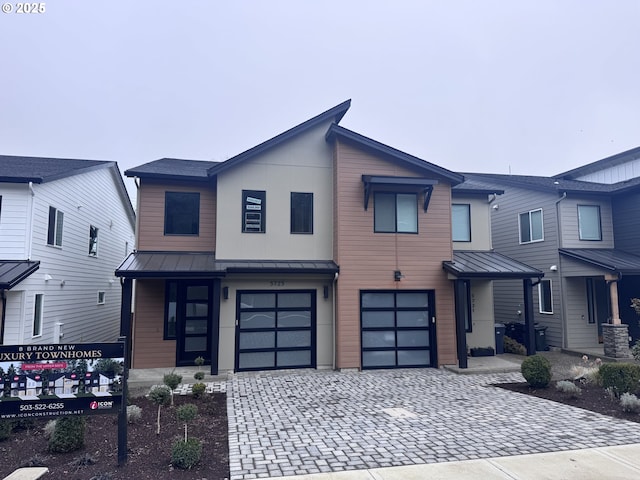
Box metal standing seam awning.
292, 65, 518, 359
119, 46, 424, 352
115, 252, 340, 278
443, 251, 544, 369
559, 248, 640, 276
0, 260, 40, 289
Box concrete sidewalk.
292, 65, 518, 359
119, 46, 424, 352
271, 444, 640, 479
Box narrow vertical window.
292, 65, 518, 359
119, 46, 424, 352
242, 190, 266, 233
291, 192, 313, 234
539, 279, 553, 314
165, 281, 178, 339
33, 294, 43, 337
47, 207, 64, 246
97, 291, 106, 305
89, 225, 99, 256
578, 205, 602, 241
452, 204, 471, 242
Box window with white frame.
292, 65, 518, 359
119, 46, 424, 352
33, 294, 43, 337
89, 225, 99, 256
538, 279, 553, 314
578, 205, 602, 241
47, 206, 64, 246
519, 208, 543, 243
452, 204, 471, 242
97, 291, 106, 305
374, 192, 418, 233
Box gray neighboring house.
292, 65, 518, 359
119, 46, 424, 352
464, 149, 640, 356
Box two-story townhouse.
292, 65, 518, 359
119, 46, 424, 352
443, 178, 544, 367
464, 169, 640, 358
117, 101, 473, 373
0, 156, 136, 346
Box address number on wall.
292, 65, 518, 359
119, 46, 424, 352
270, 281, 285, 287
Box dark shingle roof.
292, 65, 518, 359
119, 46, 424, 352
452, 177, 504, 195
0, 155, 113, 183
124, 158, 217, 181
443, 251, 543, 279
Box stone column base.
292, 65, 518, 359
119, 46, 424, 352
602, 323, 631, 358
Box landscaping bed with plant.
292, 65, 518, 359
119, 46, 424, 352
496, 350, 640, 425
0, 370, 230, 479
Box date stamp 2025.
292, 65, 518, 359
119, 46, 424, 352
2, 2, 46, 14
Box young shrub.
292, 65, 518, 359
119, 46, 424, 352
598, 363, 640, 397
191, 382, 206, 399
521, 354, 552, 388
148, 385, 172, 435
632, 340, 640, 362
48, 416, 86, 453
127, 404, 142, 424
503, 336, 527, 355
620, 392, 640, 413
0, 420, 12, 441
555, 380, 582, 398
194, 371, 205, 381
43, 419, 57, 439
177, 403, 198, 442
163, 371, 183, 406
171, 437, 202, 470
194, 356, 205, 369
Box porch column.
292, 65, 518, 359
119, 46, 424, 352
119, 278, 133, 368
454, 279, 468, 369
605, 274, 621, 324
523, 279, 536, 356
603, 273, 630, 358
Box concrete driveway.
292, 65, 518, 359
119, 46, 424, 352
226, 368, 638, 479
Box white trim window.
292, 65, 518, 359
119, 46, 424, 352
578, 205, 602, 241
89, 225, 99, 256
519, 208, 543, 243
97, 291, 106, 305
47, 206, 64, 247
452, 204, 471, 242
33, 293, 44, 337
538, 279, 553, 314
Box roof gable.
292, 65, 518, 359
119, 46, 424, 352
125, 158, 216, 181
326, 124, 463, 185
207, 100, 351, 177
555, 146, 640, 180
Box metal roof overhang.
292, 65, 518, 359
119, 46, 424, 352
443, 251, 544, 279
361, 175, 438, 212
559, 248, 640, 276
115, 252, 339, 279
0, 260, 40, 289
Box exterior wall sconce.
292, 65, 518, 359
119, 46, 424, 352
394, 270, 404, 281
323, 286, 329, 299
222, 286, 229, 300
550, 265, 558, 272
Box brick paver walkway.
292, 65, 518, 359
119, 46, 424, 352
226, 368, 639, 479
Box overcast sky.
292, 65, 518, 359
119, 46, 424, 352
2, 1, 639, 200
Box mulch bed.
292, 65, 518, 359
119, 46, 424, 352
496, 381, 640, 424
0, 393, 230, 480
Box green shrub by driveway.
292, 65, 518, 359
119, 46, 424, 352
521, 354, 551, 388
598, 363, 640, 397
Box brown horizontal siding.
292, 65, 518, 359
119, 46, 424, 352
137, 179, 216, 252
334, 140, 456, 368
132, 280, 176, 369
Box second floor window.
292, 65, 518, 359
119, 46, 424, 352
291, 192, 313, 234
519, 208, 543, 243
452, 204, 471, 242
578, 205, 602, 241
242, 190, 266, 233
164, 192, 200, 235
374, 192, 417, 233
47, 206, 64, 247
89, 225, 99, 256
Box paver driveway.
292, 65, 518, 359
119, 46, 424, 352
226, 368, 638, 479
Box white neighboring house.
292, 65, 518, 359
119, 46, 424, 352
0, 155, 135, 345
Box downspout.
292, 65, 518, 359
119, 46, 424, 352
554, 191, 567, 347
332, 272, 338, 370
26, 182, 36, 260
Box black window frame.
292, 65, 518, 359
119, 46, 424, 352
452, 203, 471, 242
164, 191, 200, 236
164, 281, 178, 340
290, 192, 313, 234
373, 192, 418, 234
242, 190, 266, 233
47, 206, 64, 247
89, 225, 99, 257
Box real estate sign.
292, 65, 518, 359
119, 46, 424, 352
0, 342, 125, 419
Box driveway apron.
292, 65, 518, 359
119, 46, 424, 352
226, 368, 639, 479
